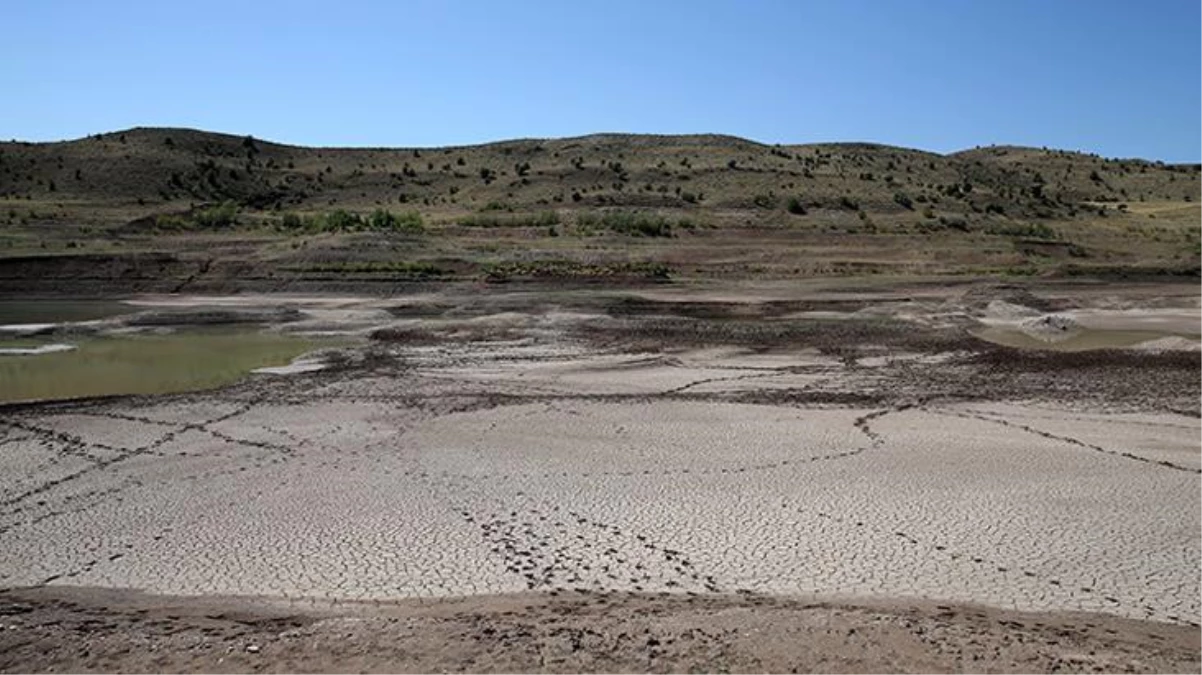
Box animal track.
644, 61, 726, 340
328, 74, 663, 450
934, 408, 1200, 474
0, 354, 1194, 628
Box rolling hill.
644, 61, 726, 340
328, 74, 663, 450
0, 128, 1198, 293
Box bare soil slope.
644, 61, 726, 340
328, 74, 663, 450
1, 587, 1198, 674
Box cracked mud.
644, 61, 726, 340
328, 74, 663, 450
0, 284, 1198, 672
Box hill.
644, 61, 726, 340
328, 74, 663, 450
0, 128, 1198, 293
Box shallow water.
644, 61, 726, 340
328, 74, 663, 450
0, 329, 332, 403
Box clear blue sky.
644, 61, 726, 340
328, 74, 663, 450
3, 0, 1199, 161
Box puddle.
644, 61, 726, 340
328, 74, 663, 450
0, 329, 339, 403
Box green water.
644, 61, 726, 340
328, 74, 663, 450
0, 330, 331, 403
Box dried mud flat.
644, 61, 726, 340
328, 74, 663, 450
0, 281, 1199, 673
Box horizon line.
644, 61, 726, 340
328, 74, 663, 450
5, 125, 1199, 165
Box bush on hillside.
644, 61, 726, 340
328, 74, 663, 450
276, 209, 424, 234
155, 201, 239, 230
576, 211, 689, 237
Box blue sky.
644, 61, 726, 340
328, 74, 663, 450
3, 0, 1199, 161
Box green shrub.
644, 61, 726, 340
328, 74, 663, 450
155, 201, 239, 230
576, 211, 687, 237
482, 260, 672, 282
786, 197, 807, 215
368, 209, 424, 231
193, 201, 239, 228
275, 209, 423, 234
154, 214, 190, 231
324, 209, 361, 230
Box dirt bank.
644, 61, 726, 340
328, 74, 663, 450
0, 586, 1197, 674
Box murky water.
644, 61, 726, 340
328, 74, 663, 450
0, 300, 338, 403
0, 329, 331, 403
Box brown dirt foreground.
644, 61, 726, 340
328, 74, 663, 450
0, 587, 1196, 674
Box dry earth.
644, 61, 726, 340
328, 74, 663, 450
0, 281, 1199, 672
1, 587, 1198, 674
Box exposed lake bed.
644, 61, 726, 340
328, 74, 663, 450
0, 280, 1198, 673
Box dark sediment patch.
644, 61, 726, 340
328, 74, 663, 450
124, 306, 304, 326
573, 314, 971, 356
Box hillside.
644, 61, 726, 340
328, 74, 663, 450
0, 128, 1198, 293
3, 127, 1198, 220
